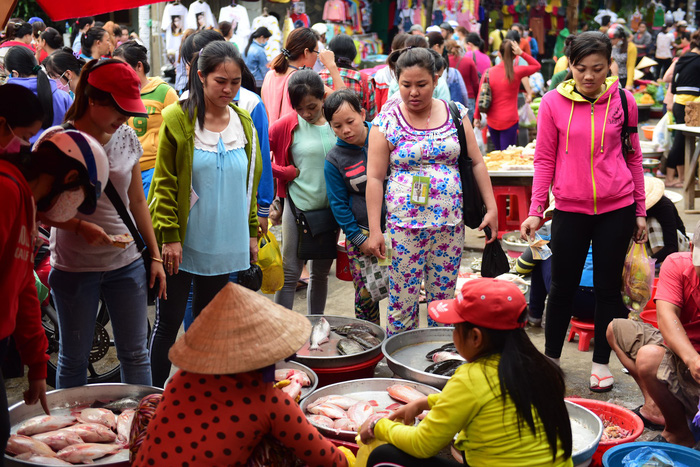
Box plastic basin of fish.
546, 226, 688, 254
300, 378, 441, 442
602, 441, 700, 466
274, 360, 318, 400
567, 398, 644, 467
6, 383, 162, 466
566, 400, 604, 467
310, 352, 385, 387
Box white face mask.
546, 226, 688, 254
0, 126, 30, 154
42, 189, 85, 223
54, 77, 70, 93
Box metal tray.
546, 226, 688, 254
299, 378, 440, 441
382, 327, 459, 389
292, 315, 386, 368
6, 383, 162, 466
274, 360, 318, 401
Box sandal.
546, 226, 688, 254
589, 373, 614, 393
631, 405, 665, 431
665, 180, 683, 188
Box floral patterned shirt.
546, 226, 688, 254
374, 100, 467, 229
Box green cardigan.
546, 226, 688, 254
148, 102, 263, 246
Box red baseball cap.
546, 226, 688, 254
428, 278, 527, 330
87, 61, 147, 117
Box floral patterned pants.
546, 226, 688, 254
386, 222, 464, 336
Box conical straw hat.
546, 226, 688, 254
169, 283, 312, 374
636, 56, 658, 70
644, 177, 665, 210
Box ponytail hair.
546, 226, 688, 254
455, 317, 572, 463
41, 27, 64, 50
387, 46, 435, 79
43, 48, 86, 79
70, 17, 94, 47
5, 46, 54, 129
270, 27, 317, 74
1, 21, 22, 44
328, 34, 357, 69
0, 83, 44, 129
184, 41, 246, 129
113, 40, 151, 74
245, 26, 272, 57
500, 39, 516, 83
64, 59, 123, 122
81, 27, 107, 57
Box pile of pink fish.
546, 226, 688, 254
6, 403, 137, 465
274, 368, 312, 400
305, 384, 427, 432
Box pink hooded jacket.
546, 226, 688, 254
529, 77, 646, 218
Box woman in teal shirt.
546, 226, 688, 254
271, 69, 336, 314
148, 41, 262, 387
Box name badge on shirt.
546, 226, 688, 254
190, 186, 199, 210
411, 176, 430, 205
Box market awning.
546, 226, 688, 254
3, 0, 163, 28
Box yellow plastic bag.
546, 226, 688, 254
621, 242, 655, 319
256, 231, 284, 294
337, 446, 356, 467
354, 434, 387, 467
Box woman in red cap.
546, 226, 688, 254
39, 59, 166, 389
359, 278, 573, 467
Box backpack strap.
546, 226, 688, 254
618, 88, 638, 160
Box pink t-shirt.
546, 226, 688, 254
654, 252, 700, 351
261, 69, 296, 123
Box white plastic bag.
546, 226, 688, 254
474, 116, 486, 156
652, 111, 672, 151
518, 104, 537, 128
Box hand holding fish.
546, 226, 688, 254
388, 397, 430, 426
24, 378, 50, 416
359, 413, 385, 444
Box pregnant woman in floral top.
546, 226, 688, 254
366, 47, 497, 336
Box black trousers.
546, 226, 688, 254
367, 444, 463, 467
667, 103, 687, 169
148, 271, 229, 387
656, 58, 673, 80
544, 205, 635, 364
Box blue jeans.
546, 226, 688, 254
49, 258, 152, 388
466, 98, 475, 124
141, 168, 154, 199
183, 271, 238, 331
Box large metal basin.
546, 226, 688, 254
293, 315, 386, 368
382, 327, 457, 389
300, 378, 440, 442
567, 400, 604, 467
274, 360, 318, 401
6, 383, 162, 466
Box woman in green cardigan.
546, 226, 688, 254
147, 41, 262, 387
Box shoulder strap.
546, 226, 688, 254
104, 181, 146, 251
618, 88, 638, 134
0, 171, 19, 187
448, 101, 470, 161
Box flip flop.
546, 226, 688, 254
631, 405, 665, 431
589, 373, 614, 393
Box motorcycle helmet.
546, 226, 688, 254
34, 129, 109, 215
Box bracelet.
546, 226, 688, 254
369, 418, 379, 438
75, 219, 82, 235
151, 257, 164, 263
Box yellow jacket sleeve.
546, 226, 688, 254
553, 56, 569, 75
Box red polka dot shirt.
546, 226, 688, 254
133, 370, 348, 467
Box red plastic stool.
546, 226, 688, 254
568, 318, 595, 351
493, 185, 531, 238
335, 239, 353, 282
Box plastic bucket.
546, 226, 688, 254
602, 441, 700, 466
336, 239, 353, 282
566, 398, 644, 467
309, 352, 385, 388
639, 309, 658, 328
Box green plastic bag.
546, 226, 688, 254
34, 271, 48, 303
256, 231, 284, 294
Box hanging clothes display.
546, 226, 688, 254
161, 2, 188, 54
324, 0, 349, 22
252, 12, 282, 61
219, 2, 251, 52
188, 0, 217, 30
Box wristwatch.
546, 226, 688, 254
369, 417, 380, 438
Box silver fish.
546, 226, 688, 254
59, 423, 117, 443
431, 351, 465, 363
75, 408, 117, 430
6, 435, 55, 457
101, 397, 139, 412
337, 338, 364, 355
116, 409, 135, 445
32, 429, 85, 451
309, 317, 331, 351
16, 415, 77, 436
56, 443, 123, 463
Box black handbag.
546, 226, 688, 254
104, 182, 159, 305
481, 226, 510, 278
287, 196, 339, 260
449, 101, 486, 230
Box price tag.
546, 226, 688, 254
410, 176, 431, 205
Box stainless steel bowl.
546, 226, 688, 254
566, 400, 604, 467
274, 360, 318, 400
382, 327, 457, 389
293, 315, 386, 368
300, 378, 440, 441
6, 383, 162, 466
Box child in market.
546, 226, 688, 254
323, 89, 386, 324
360, 278, 573, 467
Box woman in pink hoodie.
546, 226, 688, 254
521, 31, 647, 393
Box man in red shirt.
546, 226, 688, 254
608, 220, 700, 447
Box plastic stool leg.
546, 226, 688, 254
578, 330, 593, 352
